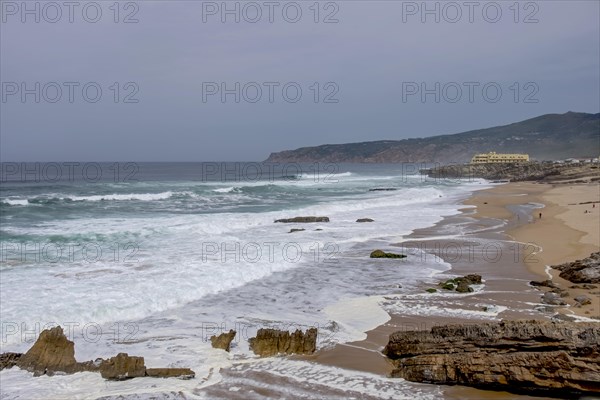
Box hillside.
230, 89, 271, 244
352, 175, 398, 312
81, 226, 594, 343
265, 112, 600, 164
421, 161, 600, 183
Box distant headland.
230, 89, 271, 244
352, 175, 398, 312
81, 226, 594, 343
265, 112, 600, 164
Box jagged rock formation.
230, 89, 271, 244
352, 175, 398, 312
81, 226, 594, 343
370, 250, 407, 259
265, 112, 600, 163
383, 320, 600, 397
15, 326, 81, 376
274, 216, 329, 223
551, 252, 600, 283
421, 162, 599, 183
356, 218, 374, 222
0, 326, 195, 380
249, 328, 317, 357
210, 330, 236, 352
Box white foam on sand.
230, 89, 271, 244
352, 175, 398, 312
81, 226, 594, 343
226, 358, 442, 400
383, 297, 508, 320
324, 296, 391, 342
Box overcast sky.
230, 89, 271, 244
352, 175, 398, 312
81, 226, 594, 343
1, 0, 599, 161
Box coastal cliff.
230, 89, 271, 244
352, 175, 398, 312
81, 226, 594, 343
383, 320, 600, 397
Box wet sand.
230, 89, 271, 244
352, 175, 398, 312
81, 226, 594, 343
466, 182, 600, 318
313, 181, 599, 399
200, 181, 599, 399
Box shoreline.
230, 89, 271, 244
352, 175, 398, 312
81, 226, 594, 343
2, 179, 598, 399
465, 181, 600, 318
313, 180, 599, 398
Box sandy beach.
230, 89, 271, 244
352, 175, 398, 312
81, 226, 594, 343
313, 180, 599, 399
466, 181, 600, 318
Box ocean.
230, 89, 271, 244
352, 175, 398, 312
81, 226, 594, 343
0, 162, 492, 399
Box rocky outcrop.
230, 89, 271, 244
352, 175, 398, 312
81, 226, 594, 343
541, 292, 567, 305
575, 295, 592, 306
100, 353, 146, 380
530, 279, 557, 288
249, 328, 317, 357
370, 250, 407, 259
551, 252, 600, 283
0, 326, 195, 380
356, 218, 374, 222
383, 320, 600, 397
16, 326, 80, 375
210, 330, 236, 352
439, 274, 482, 293
274, 217, 329, 223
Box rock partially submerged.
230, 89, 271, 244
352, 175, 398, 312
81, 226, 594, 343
16, 326, 81, 376
439, 274, 482, 293
249, 328, 317, 357
383, 320, 600, 397
210, 330, 236, 352
356, 218, 374, 223
370, 250, 407, 259
0, 326, 195, 380
289, 228, 305, 233
274, 216, 329, 223
100, 353, 146, 380
529, 279, 557, 288
551, 252, 600, 283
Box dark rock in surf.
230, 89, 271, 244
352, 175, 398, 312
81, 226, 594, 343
275, 217, 329, 223
530, 280, 557, 288
356, 218, 374, 222
370, 250, 407, 259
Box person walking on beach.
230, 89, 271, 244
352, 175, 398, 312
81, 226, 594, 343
539, 212, 542, 219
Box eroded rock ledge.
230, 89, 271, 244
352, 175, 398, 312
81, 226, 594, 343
383, 320, 600, 397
